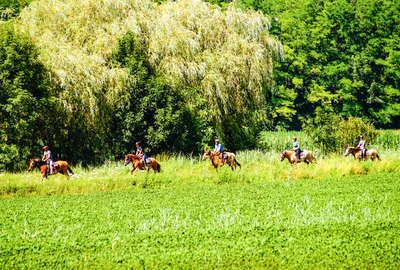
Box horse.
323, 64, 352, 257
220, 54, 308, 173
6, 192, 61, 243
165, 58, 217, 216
124, 154, 161, 176
344, 147, 380, 161
202, 150, 241, 171
28, 158, 74, 182
280, 150, 315, 165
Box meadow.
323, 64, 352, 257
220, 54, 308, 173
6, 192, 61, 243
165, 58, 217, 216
1, 148, 400, 268
1, 150, 400, 197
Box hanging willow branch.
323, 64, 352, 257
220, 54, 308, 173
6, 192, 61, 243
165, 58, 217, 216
17, 0, 282, 130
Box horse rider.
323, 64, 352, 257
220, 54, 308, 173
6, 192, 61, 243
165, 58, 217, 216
135, 142, 150, 168
355, 135, 366, 159
42, 145, 54, 174
214, 139, 227, 165
292, 137, 301, 160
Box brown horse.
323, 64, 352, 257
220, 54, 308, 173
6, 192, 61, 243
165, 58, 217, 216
280, 150, 315, 165
202, 150, 241, 171
124, 154, 161, 176
344, 147, 380, 161
28, 158, 74, 182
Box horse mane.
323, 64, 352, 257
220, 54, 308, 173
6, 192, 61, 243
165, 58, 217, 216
126, 154, 138, 158
125, 154, 141, 161
32, 158, 46, 165
29, 158, 47, 169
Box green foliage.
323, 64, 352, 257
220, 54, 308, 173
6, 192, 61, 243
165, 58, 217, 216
303, 108, 378, 153
13, 0, 282, 163
0, 23, 55, 170
236, 0, 400, 129
111, 32, 199, 155
0, 0, 32, 21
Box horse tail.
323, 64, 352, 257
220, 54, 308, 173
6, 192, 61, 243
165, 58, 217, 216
376, 153, 381, 161
312, 154, 317, 163
156, 162, 161, 173
67, 165, 74, 175
234, 158, 241, 168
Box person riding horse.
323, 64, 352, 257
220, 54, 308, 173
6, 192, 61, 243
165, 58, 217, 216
135, 142, 150, 168
214, 139, 227, 165
292, 137, 301, 160
355, 135, 367, 160
42, 146, 54, 174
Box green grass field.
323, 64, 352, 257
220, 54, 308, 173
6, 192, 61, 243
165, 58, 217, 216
1, 151, 400, 268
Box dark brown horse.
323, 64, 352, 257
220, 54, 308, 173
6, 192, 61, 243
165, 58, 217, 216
124, 154, 161, 176
28, 158, 74, 182
202, 150, 241, 171
280, 150, 315, 165
344, 147, 380, 161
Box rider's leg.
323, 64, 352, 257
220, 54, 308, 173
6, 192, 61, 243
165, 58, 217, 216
142, 156, 146, 167
49, 159, 54, 174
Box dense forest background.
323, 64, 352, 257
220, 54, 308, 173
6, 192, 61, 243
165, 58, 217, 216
1, 0, 399, 170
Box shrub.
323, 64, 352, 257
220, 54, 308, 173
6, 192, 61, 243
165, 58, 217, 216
303, 108, 378, 154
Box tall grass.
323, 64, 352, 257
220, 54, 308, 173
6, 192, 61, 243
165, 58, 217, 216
1, 150, 399, 197
374, 129, 400, 150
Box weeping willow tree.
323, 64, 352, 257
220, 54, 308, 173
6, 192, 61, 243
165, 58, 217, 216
17, 0, 282, 154
148, 1, 283, 148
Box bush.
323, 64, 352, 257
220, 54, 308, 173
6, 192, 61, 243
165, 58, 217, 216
303, 108, 378, 154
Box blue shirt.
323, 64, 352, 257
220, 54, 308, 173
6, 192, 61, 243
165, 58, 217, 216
293, 141, 299, 150
214, 143, 223, 153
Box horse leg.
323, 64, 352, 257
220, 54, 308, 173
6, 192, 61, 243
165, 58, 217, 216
132, 168, 139, 176
152, 163, 159, 174
41, 171, 47, 183
67, 166, 74, 176
229, 163, 234, 171
64, 170, 70, 179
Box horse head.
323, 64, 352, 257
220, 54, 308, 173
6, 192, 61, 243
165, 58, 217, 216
202, 150, 211, 161
344, 147, 351, 156
124, 155, 132, 166
280, 150, 287, 161
344, 147, 358, 157
28, 158, 41, 171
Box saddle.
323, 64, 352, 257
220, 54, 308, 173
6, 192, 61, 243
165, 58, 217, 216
361, 148, 368, 158
145, 158, 152, 165
297, 150, 304, 159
